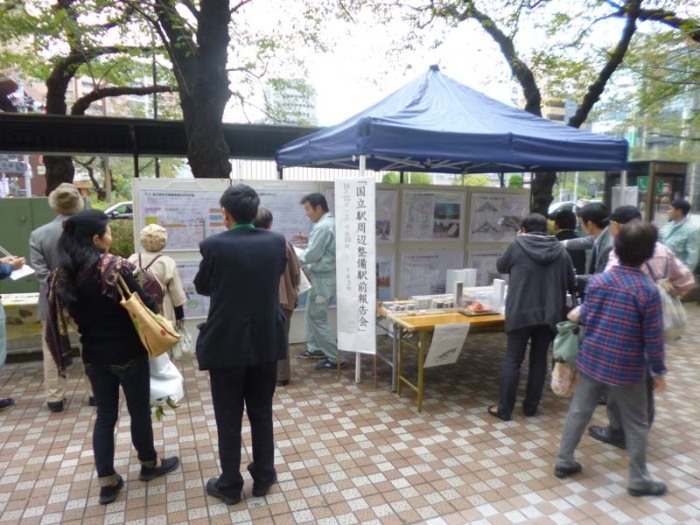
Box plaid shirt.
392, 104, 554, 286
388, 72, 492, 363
577, 265, 665, 386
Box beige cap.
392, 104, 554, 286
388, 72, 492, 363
140, 224, 168, 252
48, 183, 84, 215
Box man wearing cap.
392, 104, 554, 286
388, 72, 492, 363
29, 183, 90, 412
586, 205, 696, 449
659, 199, 699, 272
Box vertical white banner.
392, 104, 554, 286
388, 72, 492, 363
335, 178, 376, 355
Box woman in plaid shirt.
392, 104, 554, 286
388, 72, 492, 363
554, 221, 668, 498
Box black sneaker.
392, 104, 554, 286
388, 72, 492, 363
88, 396, 96, 407
296, 350, 325, 359
139, 456, 180, 481
99, 475, 124, 505
315, 359, 347, 370
0, 398, 15, 411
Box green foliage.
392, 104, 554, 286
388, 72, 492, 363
453, 174, 491, 186
507, 175, 523, 188
382, 172, 433, 184
108, 218, 134, 259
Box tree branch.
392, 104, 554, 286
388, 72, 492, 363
447, 1, 542, 115
567, 0, 641, 128
230, 0, 253, 14
70, 85, 176, 115
615, 6, 700, 43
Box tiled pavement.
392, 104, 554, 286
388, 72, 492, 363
1, 305, 700, 525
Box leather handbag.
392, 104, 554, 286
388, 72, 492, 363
116, 274, 180, 358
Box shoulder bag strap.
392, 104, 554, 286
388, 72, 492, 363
645, 261, 659, 282
144, 254, 163, 271
116, 273, 132, 301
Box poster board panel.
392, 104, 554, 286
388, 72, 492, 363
398, 249, 464, 298
400, 187, 465, 242
133, 179, 231, 253
466, 249, 509, 286
467, 188, 529, 243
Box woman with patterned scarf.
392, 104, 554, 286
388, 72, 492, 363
46, 209, 179, 505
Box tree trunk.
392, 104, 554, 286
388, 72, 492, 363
43, 156, 75, 195
181, 94, 231, 179
531, 172, 557, 216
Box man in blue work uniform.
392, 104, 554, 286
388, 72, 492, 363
294, 193, 346, 369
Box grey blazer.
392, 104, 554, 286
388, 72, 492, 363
565, 226, 613, 275
29, 215, 68, 320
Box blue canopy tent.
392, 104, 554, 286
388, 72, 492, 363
276, 65, 628, 174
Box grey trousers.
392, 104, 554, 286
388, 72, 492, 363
556, 371, 656, 490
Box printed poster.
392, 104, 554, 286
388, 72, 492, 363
424, 323, 471, 368
138, 190, 226, 250
469, 192, 529, 242
376, 253, 394, 300
401, 191, 464, 242
257, 189, 313, 243
175, 260, 210, 319
399, 251, 463, 297
467, 250, 507, 286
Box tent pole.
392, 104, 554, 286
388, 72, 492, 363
400, 170, 404, 184
620, 170, 628, 205
277, 166, 283, 181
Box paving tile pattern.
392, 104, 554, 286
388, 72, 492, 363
1, 304, 699, 524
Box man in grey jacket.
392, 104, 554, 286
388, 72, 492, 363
560, 202, 612, 297
488, 213, 576, 421
29, 183, 87, 412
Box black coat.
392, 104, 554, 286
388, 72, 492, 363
194, 227, 287, 370
555, 230, 586, 275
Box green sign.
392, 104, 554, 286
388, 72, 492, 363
637, 176, 648, 192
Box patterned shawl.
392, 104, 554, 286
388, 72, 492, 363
45, 253, 136, 377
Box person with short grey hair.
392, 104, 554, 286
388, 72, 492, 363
29, 183, 88, 412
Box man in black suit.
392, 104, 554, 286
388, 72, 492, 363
195, 184, 287, 505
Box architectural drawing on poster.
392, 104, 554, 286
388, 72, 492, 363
401, 191, 463, 242
469, 193, 529, 242
399, 251, 463, 297
467, 251, 507, 286
138, 190, 226, 250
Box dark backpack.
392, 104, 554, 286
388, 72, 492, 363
134, 254, 165, 311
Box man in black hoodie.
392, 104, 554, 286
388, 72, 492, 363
488, 213, 576, 421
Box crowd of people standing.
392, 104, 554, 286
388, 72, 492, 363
1, 182, 698, 506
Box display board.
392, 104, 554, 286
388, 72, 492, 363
466, 250, 508, 286
468, 191, 529, 243
256, 184, 316, 241
401, 190, 464, 242
175, 260, 210, 318
133, 179, 529, 318
398, 250, 464, 297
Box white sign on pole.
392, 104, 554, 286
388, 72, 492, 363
424, 323, 470, 368
335, 178, 376, 355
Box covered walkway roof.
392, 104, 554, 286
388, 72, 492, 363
0, 113, 319, 159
